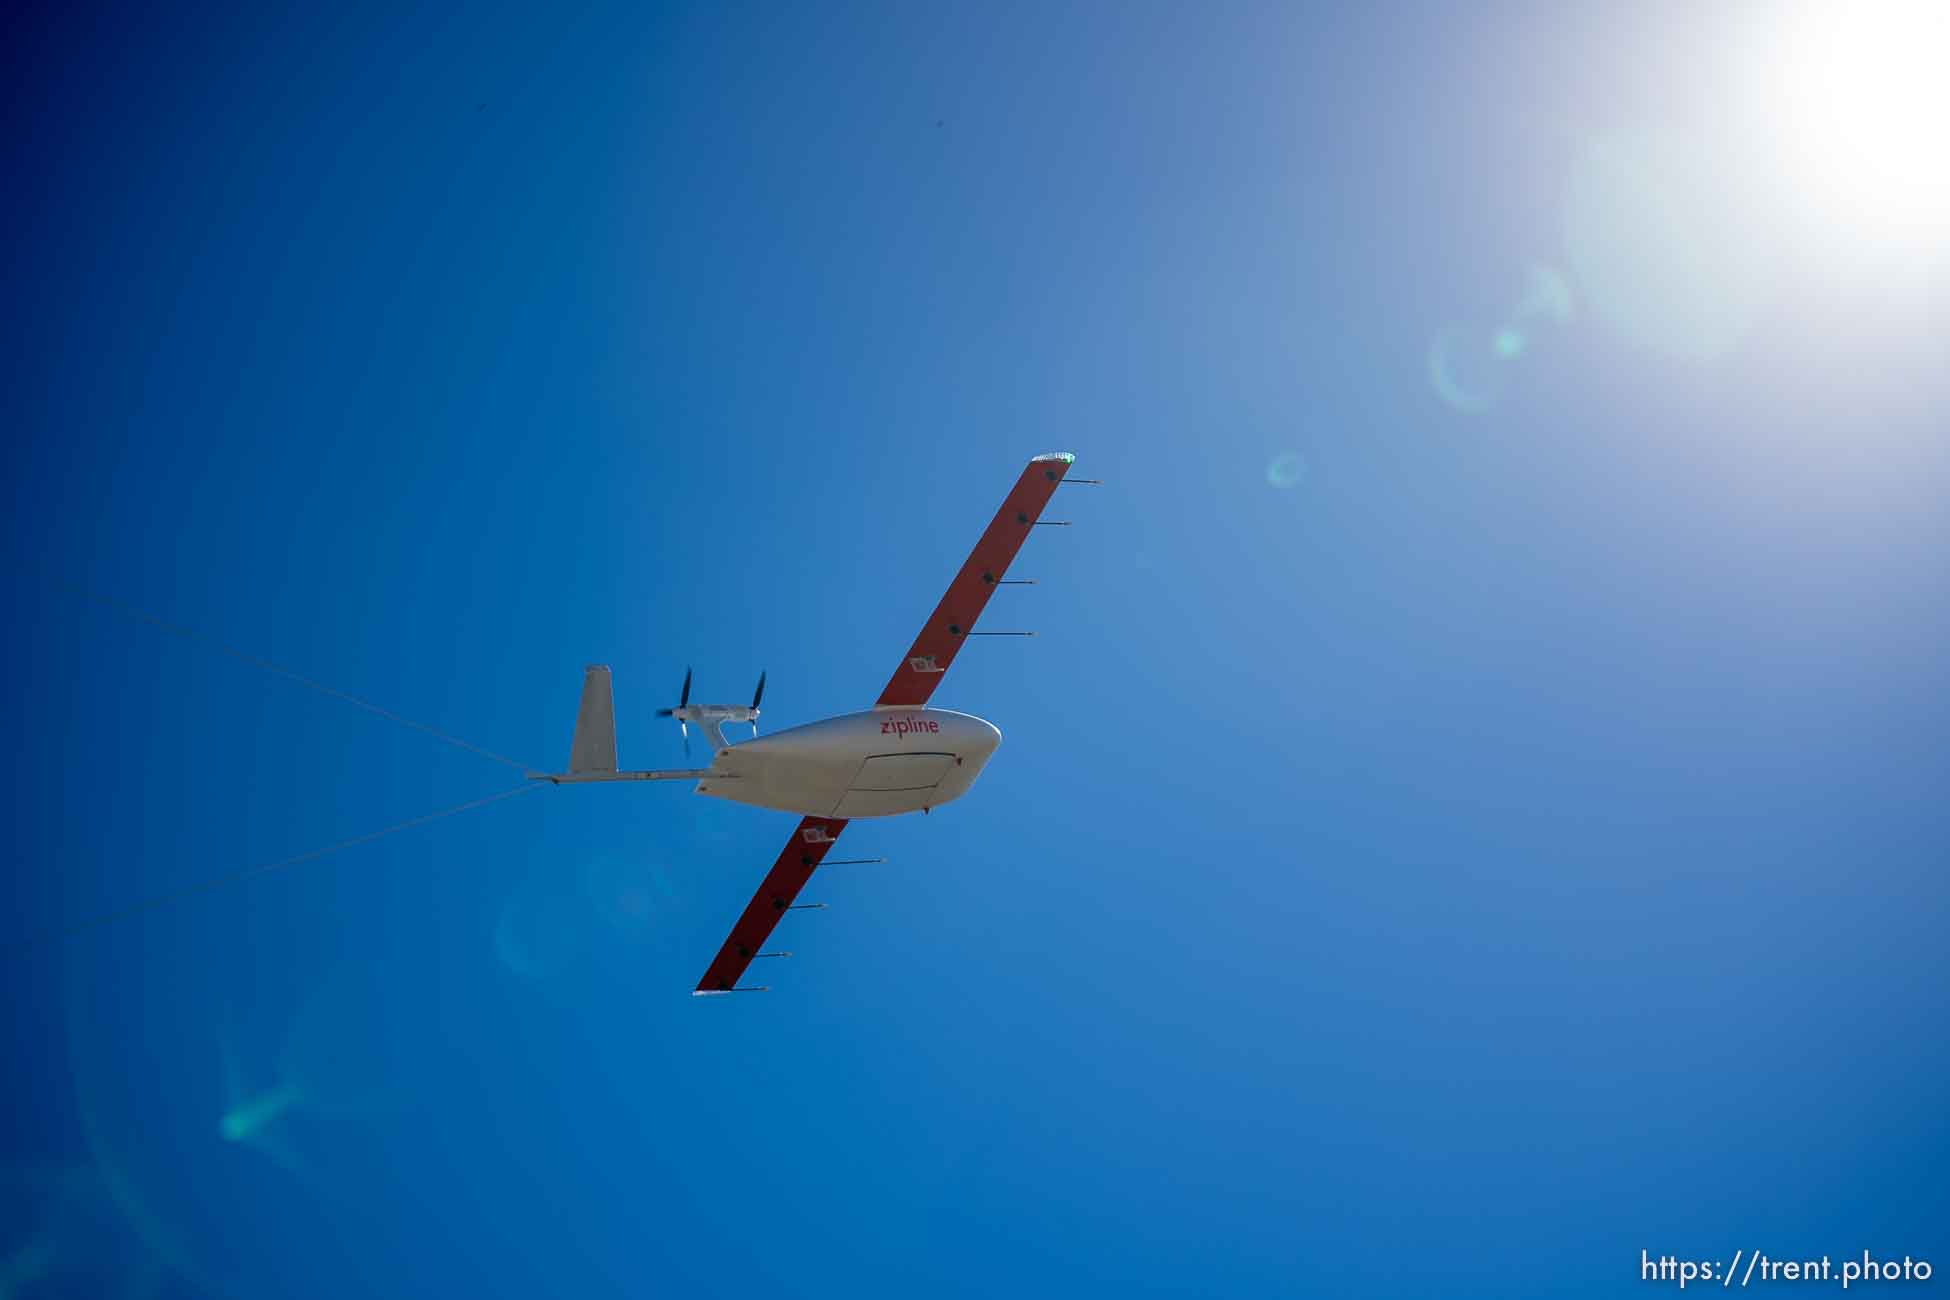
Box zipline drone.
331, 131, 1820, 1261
530, 453, 1092, 995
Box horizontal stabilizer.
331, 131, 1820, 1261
570, 665, 618, 773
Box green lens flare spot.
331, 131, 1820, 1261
218, 1082, 301, 1143
1266, 452, 1307, 489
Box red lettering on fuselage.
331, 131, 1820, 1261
878, 716, 941, 738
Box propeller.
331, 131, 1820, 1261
750, 670, 766, 737
655, 667, 694, 756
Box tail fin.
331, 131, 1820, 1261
570, 666, 618, 773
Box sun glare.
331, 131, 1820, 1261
1757, 0, 1950, 249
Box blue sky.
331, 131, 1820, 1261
4, 2, 1946, 1296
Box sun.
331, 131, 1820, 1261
1752, 0, 1950, 250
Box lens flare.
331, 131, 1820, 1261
1561, 131, 1774, 360
1427, 326, 1510, 412
219, 1083, 302, 1143
1265, 452, 1308, 489
1511, 263, 1575, 328
0, 1165, 168, 1296
584, 855, 672, 939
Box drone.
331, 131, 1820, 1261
529, 453, 1090, 994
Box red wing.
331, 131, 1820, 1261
696, 454, 1073, 993
694, 816, 848, 993
874, 453, 1074, 708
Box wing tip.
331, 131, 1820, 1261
1030, 451, 1076, 463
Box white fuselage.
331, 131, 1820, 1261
696, 708, 1002, 818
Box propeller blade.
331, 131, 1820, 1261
751, 671, 766, 710
679, 666, 692, 709
680, 719, 691, 758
